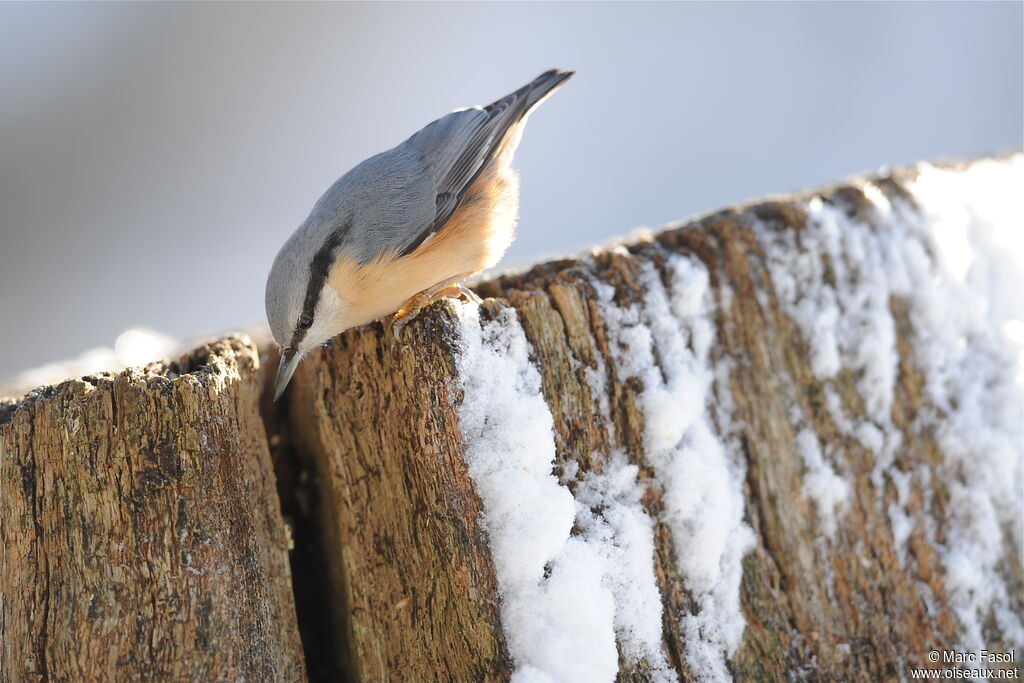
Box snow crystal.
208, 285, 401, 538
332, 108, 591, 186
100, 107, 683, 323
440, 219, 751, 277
594, 254, 755, 682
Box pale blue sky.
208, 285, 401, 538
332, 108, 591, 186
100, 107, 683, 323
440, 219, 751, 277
1, 2, 1021, 378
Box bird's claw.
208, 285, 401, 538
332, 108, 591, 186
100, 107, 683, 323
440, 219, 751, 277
391, 289, 429, 343
391, 284, 481, 343
434, 284, 482, 304
391, 314, 413, 342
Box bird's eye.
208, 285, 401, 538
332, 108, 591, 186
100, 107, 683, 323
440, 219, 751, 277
298, 315, 313, 329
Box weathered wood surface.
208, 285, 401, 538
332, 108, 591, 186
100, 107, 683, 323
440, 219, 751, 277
1, 338, 305, 681
2, 157, 1020, 682
280, 317, 512, 682
277, 160, 1022, 681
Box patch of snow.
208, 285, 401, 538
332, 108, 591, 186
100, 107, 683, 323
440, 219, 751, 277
575, 454, 676, 681
583, 359, 616, 444
593, 253, 755, 682
762, 193, 903, 425
9, 347, 120, 394
454, 304, 609, 683
454, 303, 675, 683
113, 327, 178, 368
906, 158, 1024, 650
795, 429, 850, 538
2, 326, 179, 396
575, 337, 676, 680
755, 155, 1024, 650
452, 155, 1022, 677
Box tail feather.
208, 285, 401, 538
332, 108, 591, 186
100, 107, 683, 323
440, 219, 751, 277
486, 68, 575, 119
518, 69, 576, 114
396, 69, 573, 258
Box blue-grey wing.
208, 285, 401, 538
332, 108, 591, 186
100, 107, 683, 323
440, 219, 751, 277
395, 69, 574, 257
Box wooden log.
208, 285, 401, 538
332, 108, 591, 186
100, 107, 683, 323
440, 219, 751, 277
2, 155, 1021, 682
276, 156, 1023, 681
281, 312, 512, 682
1, 338, 305, 681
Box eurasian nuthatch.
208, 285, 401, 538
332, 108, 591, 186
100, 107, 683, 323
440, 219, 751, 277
265, 69, 574, 399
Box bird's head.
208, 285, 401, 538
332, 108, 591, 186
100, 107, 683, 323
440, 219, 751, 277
265, 230, 346, 400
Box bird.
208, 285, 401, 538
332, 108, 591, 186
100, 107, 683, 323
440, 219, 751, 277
265, 68, 574, 400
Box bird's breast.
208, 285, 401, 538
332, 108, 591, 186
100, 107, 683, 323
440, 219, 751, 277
327, 162, 521, 330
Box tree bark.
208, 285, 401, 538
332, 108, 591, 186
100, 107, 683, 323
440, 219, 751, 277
1, 338, 305, 681
2, 156, 1021, 682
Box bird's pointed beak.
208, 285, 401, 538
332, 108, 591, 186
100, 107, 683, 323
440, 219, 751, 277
274, 349, 302, 401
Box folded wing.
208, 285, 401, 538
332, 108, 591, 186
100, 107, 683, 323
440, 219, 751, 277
396, 69, 574, 257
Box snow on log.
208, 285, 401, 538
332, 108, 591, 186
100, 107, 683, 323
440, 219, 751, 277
2, 155, 1021, 681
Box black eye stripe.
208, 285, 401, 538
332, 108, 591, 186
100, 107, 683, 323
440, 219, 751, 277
299, 315, 313, 329
290, 220, 349, 349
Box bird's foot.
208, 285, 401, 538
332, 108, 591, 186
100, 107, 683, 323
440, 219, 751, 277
392, 290, 431, 342
431, 284, 482, 304
391, 284, 482, 342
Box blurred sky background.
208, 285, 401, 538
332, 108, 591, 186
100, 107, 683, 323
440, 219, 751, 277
1, 1, 1021, 381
